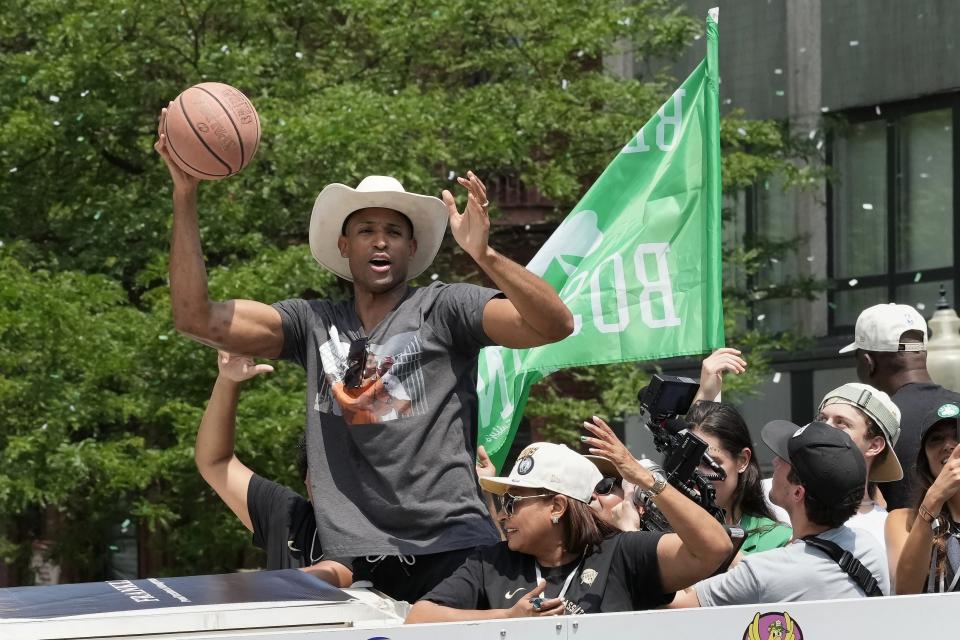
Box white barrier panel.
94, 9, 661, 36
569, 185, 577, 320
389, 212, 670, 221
2, 582, 957, 639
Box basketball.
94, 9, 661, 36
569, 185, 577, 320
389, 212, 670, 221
162, 82, 261, 180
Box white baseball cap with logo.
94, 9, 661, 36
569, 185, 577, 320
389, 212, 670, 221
479, 442, 602, 504
819, 382, 903, 482
838, 303, 928, 354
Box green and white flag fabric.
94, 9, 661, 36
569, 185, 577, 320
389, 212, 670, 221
478, 10, 724, 469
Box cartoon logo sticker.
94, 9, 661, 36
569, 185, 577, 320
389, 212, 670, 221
517, 456, 535, 475
580, 569, 598, 585
937, 403, 960, 419
743, 612, 803, 640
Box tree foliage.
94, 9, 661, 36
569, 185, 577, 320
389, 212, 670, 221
0, 0, 819, 583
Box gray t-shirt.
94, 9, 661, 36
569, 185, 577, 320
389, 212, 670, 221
274, 281, 501, 557
695, 526, 889, 606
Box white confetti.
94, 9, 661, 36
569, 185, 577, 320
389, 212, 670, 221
561, 79, 569, 90
920, 172, 930, 179
806, 255, 815, 262
430, 273, 439, 281
821, 106, 830, 113
447, 170, 455, 180
799, 47, 807, 54
220, 45, 229, 53
756, 314, 766, 322
80, 89, 89, 97
49, 95, 60, 103
8, 167, 16, 173
775, 90, 785, 97
875, 105, 881, 116
0, 240, 4, 247
69, 405, 75, 411
772, 372, 782, 384
278, 118, 285, 126
862, 203, 874, 211
849, 40, 860, 47
917, 302, 926, 311
737, 127, 747, 136
295, 51, 304, 59
770, 257, 779, 264
41, 423, 48, 430
693, 33, 702, 40
724, 98, 732, 105
77, 136, 84, 142
524, 224, 531, 231
158, 334, 169, 341
848, 278, 859, 287
576, 50, 584, 58
773, 68, 782, 75
816, 140, 824, 150
808, 129, 817, 140
53, 120, 60, 126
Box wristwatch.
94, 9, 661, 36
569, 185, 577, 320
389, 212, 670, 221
641, 470, 668, 500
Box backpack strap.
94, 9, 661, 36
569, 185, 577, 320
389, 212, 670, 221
802, 535, 883, 597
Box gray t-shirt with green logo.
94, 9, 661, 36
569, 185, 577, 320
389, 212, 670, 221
274, 281, 501, 557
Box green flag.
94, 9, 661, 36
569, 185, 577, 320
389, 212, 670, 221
478, 10, 724, 470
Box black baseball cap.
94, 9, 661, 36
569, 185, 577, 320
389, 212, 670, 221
917, 402, 960, 457
761, 420, 866, 503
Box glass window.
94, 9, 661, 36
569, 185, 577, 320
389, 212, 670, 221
894, 280, 948, 314
896, 109, 953, 272
832, 121, 888, 278
833, 286, 888, 327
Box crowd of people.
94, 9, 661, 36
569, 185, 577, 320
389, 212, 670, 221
156, 122, 960, 620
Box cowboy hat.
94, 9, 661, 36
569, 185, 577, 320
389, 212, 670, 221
308, 175, 448, 281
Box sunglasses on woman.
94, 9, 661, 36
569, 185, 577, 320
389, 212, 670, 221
498, 492, 553, 516
594, 476, 620, 496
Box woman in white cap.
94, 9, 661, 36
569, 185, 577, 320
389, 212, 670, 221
405, 421, 732, 621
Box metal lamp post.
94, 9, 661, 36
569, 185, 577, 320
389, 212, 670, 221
926, 285, 960, 393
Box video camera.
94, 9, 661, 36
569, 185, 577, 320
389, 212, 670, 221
634, 374, 728, 531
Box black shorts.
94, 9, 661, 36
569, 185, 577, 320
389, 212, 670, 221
351, 547, 474, 603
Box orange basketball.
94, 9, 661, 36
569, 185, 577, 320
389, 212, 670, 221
163, 82, 261, 180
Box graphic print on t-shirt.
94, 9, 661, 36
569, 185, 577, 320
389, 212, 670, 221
314, 325, 427, 424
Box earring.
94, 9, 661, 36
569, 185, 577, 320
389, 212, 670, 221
551, 516, 559, 524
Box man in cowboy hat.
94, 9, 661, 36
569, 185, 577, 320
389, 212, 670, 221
156, 118, 573, 602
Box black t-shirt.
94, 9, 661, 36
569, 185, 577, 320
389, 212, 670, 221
422, 532, 672, 615
247, 474, 351, 570
885, 382, 960, 510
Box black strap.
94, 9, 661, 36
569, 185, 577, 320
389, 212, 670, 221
802, 535, 883, 597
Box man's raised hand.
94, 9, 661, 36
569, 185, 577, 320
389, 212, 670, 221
442, 170, 491, 262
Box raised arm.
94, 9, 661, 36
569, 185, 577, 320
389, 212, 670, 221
194, 352, 275, 531
582, 416, 733, 593
156, 107, 284, 358
692, 347, 747, 404
442, 172, 573, 349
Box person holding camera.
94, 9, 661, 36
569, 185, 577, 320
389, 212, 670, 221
404, 423, 732, 622
685, 402, 792, 553
886, 403, 960, 594
670, 421, 889, 607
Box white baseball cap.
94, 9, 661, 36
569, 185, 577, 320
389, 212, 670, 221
838, 303, 928, 354
819, 383, 903, 482
479, 442, 602, 504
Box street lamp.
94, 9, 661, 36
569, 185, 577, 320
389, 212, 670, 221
926, 285, 960, 393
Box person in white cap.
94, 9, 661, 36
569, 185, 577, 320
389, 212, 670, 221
157, 122, 574, 602
839, 303, 960, 513
406, 423, 732, 622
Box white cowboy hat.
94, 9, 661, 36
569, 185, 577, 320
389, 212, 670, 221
308, 175, 448, 281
